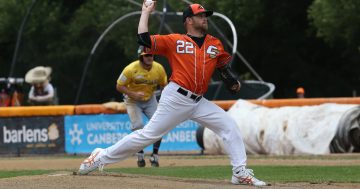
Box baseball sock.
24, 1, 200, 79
153, 139, 162, 155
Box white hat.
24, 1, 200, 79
25, 66, 52, 84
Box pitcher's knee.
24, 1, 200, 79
133, 129, 162, 143
221, 122, 241, 137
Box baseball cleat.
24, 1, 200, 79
149, 154, 159, 167
137, 159, 146, 167
231, 167, 266, 186
78, 148, 105, 175
136, 152, 146, 167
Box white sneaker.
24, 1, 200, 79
78, 148, 105, 175
231, 167, 266, 186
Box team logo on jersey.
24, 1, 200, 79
134, 75, 145, 79
207, 46, 219, 58
118, 73, 127, 83
134, 78, 157, 85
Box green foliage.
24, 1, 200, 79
0, 0, 141, 103
0, 0, 359, 103
0, 0, 30, 75
209, 0, 264, 36
309, 0, 360, 49
308, 0, 360, 96
0, 1, 24, 39
62, 0, 138, 103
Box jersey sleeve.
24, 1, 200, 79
116, 66, 132, 86
147, 34, 173, 56
216, 40, 232, 68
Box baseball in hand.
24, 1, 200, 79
145, 0, 153, 7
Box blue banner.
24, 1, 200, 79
65, 114, 200, 153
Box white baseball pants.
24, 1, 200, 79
100, 82, 247, 172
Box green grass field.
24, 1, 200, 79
0, 170, 51, 179
1, 165, 359, 183
111, 166, 360, 183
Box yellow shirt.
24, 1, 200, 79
117, 60, 168, 101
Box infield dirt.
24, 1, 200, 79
0, 154, 359, 189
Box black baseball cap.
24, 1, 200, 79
182, 4, 213, 23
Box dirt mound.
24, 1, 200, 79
0, 154, 360, 189
1, 171, 359, 189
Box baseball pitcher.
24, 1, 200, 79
79, 2, 266, 186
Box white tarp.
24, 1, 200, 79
203, 100, 358, 155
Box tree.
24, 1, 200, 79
201, 0, 359, 97
0, 0, 33, 77
309, 0, 360, 50
309, 0, 360, 96
0, 0, 141, 104
1, 0, 359, 103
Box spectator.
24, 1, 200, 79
0, 88, 10, 107
25, 66, 55, 105
0, 78, 24, 106
296, 87, 305, 98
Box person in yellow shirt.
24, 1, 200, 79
116, 47, 167, 167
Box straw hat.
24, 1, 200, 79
25, 66, 52, 84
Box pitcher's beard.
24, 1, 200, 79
194, 25, 208, 36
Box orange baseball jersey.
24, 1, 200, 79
147, 34, 231, 95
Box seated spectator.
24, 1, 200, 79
0, 88, 10, 107
25, 66, 55, 105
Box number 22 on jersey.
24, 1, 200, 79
176, 40, 194, 54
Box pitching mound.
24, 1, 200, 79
0, 154, 359, 189
1, 171, 359, 189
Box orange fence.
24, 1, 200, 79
1, 97, 360, 117
74, 104, 126, 115
0, 105, 75, 117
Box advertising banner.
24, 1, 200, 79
65, 114, 200, 153
0, 116, 64, 154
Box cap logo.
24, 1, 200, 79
184, 4, 213, 23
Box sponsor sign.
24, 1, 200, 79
65, 114, 200, 153
0, 116, 64, 154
